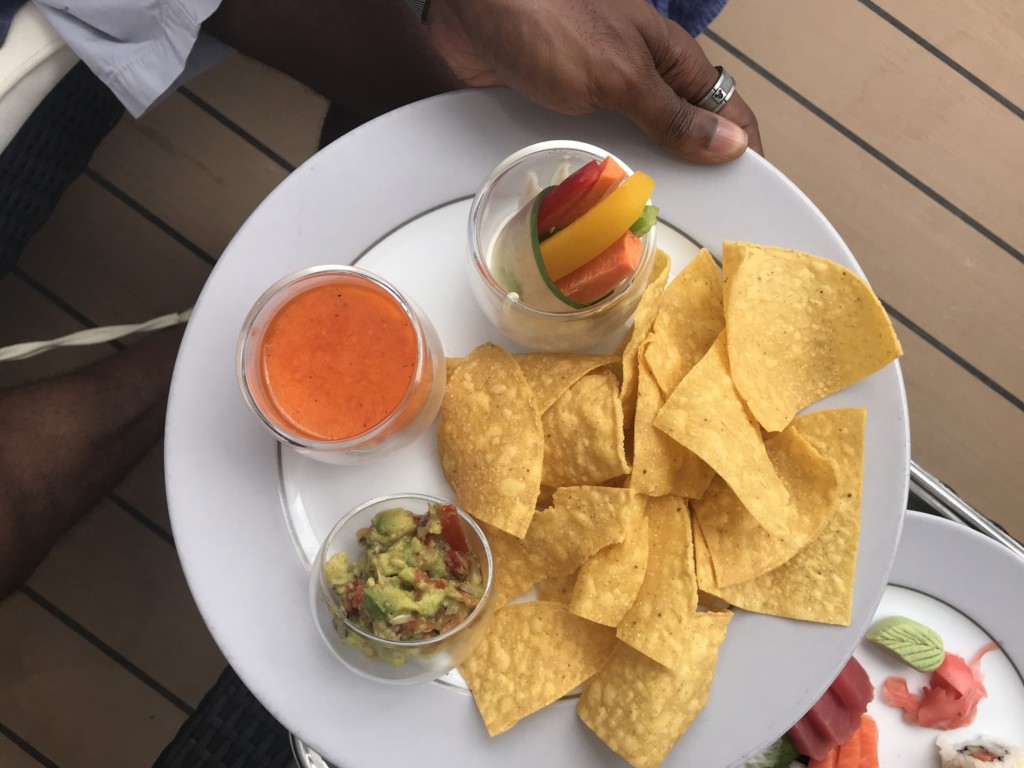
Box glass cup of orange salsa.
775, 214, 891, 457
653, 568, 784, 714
236, 266, 445, 465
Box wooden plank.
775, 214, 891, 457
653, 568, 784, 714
0, 734, 45, 768
26, 500, 225, 705
114, 445, 172, 535
88, 93, 290, 260
710, 0, 1024, 250
870, 0, 1024, 109
894, 317, 1024, 541
0, 276, 109, 389
0, 593, 187, 768
17, 177, 211, 326
186, 54, 328, 169
700, 36, 1024, 400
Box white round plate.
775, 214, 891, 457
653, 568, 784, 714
165, 88, 909, 768
857, 511, 1024, 764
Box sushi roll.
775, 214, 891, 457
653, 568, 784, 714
937, 735, 1024, 767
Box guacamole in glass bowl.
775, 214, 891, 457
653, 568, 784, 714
311, 494, 494, 684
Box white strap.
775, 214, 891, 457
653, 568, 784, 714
0, 308, 192, 362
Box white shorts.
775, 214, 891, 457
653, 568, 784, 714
33, 0, 232, 117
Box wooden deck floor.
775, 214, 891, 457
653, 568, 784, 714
1, 0, 1021, 765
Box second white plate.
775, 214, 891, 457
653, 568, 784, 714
857, 511, 1024, 763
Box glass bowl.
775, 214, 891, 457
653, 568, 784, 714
309, 493, 495, 685
236, 266, 445, 465
467, 140, 658, 352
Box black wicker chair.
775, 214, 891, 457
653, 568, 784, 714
0, 60, 122, 275
153, 666, 296, 768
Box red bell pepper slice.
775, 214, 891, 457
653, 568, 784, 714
537, 155, 630, 240
536, 159, 601, 236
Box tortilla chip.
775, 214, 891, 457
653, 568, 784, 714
691, 513, 717, 590
720, 240, 748, 314
445, 357, 463, 379
619, 249, 671, 424
527, 486, 639, 579
477, 521, 539, 608
654, 334, 793, 538
541, 370, 630, 487
617, 496, 698, 668
536, 568, 578, 605
645, 248, 724, 399
704, 408, 866, 625
578, 612, 732, 768
723, 241, 902, 432
514, 353, 618, 414
477, 485, 637, 607
692, 426, 839, 587
631, 340, 715, 499
461, 601, 616, 736
570, 507, 649, 627
437, 343, 543, 538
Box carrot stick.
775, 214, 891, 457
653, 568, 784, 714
857, 715, 879, 768
554, 230, 641, 303
590, 156, 628, 198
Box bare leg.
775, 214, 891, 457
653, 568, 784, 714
0, 328, 183, 599
204, 0, 461, 122
0, 1, 461, 599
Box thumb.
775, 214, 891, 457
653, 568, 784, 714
627, 77, 748, 162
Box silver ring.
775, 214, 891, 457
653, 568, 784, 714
694, 66, 736, 113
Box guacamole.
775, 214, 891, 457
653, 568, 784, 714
324, 503, 484, 645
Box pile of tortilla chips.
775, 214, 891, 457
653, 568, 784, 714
437, 242, 901, 768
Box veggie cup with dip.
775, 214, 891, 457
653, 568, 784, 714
236, 266, 445, 465
467, 141, 658, 351
310, 493, 495, 684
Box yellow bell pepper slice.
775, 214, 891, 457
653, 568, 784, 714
539, 172, 655, 282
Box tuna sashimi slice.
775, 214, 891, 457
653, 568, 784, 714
789, 657, 875, 760
788, 716, 835, 762
830, 656, 875, 735
805, 689, 857, 746
831, 656, 874, 712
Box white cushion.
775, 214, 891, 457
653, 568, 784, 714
0, 4, 78, 153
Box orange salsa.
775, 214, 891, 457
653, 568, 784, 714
258, 278, 419, 441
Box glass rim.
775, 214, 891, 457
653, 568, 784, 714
467, 140, 657, 321
236, 265, 431, 451
316, 493, 495, 650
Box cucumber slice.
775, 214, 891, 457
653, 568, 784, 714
529, 187, 613, 309
630, 205, 659, 237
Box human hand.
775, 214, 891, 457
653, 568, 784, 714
427, 0, 762, 163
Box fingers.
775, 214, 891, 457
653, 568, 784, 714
428, 0, 764, 162
720, 92, 764, 155
607, 65, 748, 163
607, 9, 763, 162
